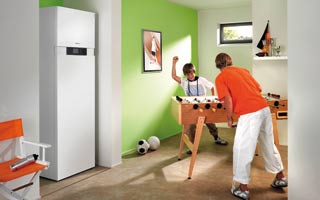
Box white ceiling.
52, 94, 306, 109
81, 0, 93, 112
168, 0, 251, 10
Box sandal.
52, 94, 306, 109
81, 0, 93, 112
231, 185, 250, 200
215, 137, 228, 145
186, 150, 192, 155
271, 177, 288, 188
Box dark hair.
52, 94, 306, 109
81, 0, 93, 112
183, 63, 196, 75
215, 53, 233, 69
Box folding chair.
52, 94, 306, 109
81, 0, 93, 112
0, 118, 51, 200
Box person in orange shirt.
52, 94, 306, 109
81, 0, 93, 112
214, 53, 287, 200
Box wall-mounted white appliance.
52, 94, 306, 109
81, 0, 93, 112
39, 6, 95, 181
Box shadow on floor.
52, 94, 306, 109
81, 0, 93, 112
41, 128, 288, 200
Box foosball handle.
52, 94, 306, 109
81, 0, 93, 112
193, 104, 199, 110
176, 96, 183, 102
205, 103, 216, 112
193, 104, 203, 112
267, 93, 281, 99
205, 104, 211, 109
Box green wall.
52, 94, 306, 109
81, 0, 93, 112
122, 0, 198, 154
38, 0, 198, 155
39, 0, 63, 7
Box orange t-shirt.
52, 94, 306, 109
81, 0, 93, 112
215, 66, 268, 116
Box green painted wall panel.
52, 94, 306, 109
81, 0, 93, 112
122, 0, 198, 154
39, 0, 63, 8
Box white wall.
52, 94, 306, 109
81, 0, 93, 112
0, 0, 40, 199
198, 6, 252, 128
252, 0, 288, 145
288, 1, 320, 199
252, 0, 287, 97
63, 0, 122, 167
198, 6, 252, 83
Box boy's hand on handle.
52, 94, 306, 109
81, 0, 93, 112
227, 117, 237, 128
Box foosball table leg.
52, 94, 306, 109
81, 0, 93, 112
178, 125, 188, 160
188, 116, 205, 179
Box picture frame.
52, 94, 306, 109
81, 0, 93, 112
142, 29, 162, 72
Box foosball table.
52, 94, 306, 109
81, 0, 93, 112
171, 95, 288, 179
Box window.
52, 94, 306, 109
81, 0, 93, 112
219, 22, 252, 44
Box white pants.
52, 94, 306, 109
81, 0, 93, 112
233, 107, 284, 184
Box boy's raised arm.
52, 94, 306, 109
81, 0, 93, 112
172, 56, 181, 84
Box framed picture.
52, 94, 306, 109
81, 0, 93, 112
142, 29, 162, 72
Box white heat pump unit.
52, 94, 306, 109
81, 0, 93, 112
39, 6, 95, 181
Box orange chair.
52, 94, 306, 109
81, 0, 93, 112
0, 118, 51, 200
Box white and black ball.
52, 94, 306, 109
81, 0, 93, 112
147, 136, 160, 150
136, 139, 150, 155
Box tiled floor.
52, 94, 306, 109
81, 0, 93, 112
41, 128, 288, 200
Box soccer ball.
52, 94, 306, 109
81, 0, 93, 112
136, 139, 150, 155
147, 136, 160, 150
